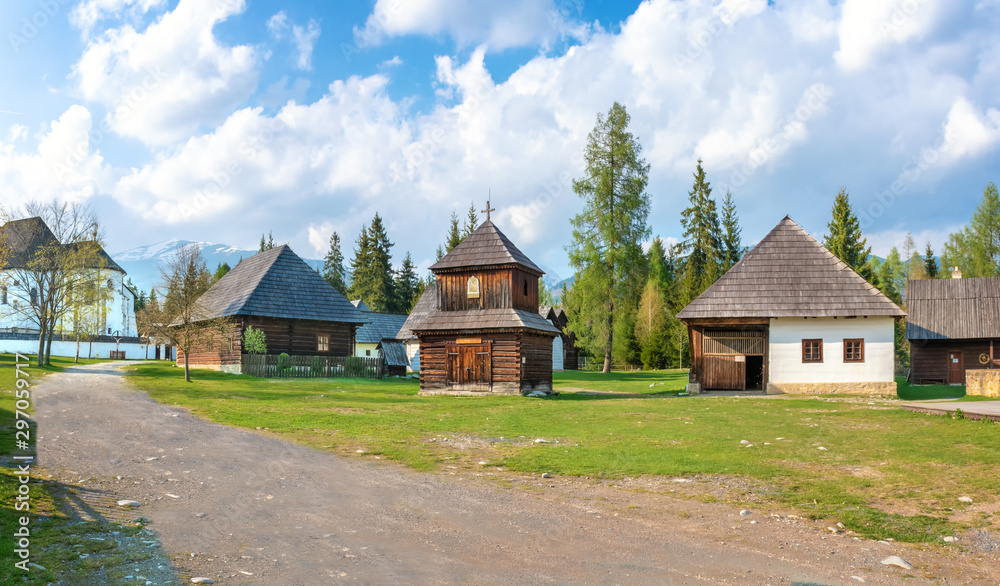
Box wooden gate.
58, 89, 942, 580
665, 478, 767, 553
701, 329, 767, 391
446, 343, 492, 391
948, 351, 964, 385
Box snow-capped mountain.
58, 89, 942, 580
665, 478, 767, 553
112, 239, 322, 292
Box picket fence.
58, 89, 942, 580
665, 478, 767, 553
241, 354, 384, 379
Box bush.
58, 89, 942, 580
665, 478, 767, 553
243, 326, 267, 355
277, 352, 291, 373
310, 355, 324, 376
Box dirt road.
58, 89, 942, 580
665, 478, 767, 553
34, 363, 999, 584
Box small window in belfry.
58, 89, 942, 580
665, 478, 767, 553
467, 276, 480, 298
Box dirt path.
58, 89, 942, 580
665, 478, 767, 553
34, 363, 999, 584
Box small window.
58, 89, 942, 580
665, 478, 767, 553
802, 339, 823, 363
1, 285, 6, 305
107, 278, 114, 290
29, 287, 37, 306
365, 349, 371, 357
523, 279, 528, 296
317, 334, 330, 352
467, 276, 480, 299
844, 338, 864, 363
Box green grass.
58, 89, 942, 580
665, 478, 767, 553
125, 362, 1000, 543
0, 354, 117, 584
895, 376, 998, 402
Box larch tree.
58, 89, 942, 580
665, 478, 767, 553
566, 102, 651, 373
679, 159, 721, 303
823, 188, 875, 284
322, 231, 348, 295
719, 190, 745, 272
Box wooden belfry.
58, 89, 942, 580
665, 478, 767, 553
407, 203, 559, 395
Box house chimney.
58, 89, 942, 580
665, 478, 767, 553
951, 267, 963, 279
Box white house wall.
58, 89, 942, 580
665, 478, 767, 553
355, 342, 379, 358
552, 335, 564, 372
768, 316, 896, 392
405, 340, 420, 372
0, 338, 152, 360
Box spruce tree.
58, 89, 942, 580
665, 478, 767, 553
824, 188, 875, 283
924, 242, 938, 278
647, 237, 671, 291
567, 102, 651, 373
348, 225, 372, 302
394, 252, 420, 312
365, 213, 396, 313
322, 232, 348, 295
259, 233, 266, 252
679, 159, 721, 302
719, 190, 745, 272
445, 212, 462, 252
463, 202, 479, 238
213, 262, 230, 282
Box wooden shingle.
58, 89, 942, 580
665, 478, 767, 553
907, 277, 1000, 340
677, 216, 905, 319
429, 220, 543, 275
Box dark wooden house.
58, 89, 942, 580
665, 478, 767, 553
539, 305, 580, 370
907, 276, 1000, 385
177, 245, 366, 373
405, 219, 559, 395
677, 217, 905, 394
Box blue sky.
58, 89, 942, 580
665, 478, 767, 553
1, 0, 999, 282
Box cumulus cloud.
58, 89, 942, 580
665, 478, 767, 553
72, 0, 258, 146
0, 106, 108, 209
268, 11, 322, 71
835, 0, 947, 71
354, 0, 591, 51
70, 0, 166, 37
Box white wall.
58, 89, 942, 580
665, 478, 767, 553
769, 317, 895, 383
0, 339, 154, 360
405, 339, 420, 372
552, 335, 564, 372
355, 342, 379, 358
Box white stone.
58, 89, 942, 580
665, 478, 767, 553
739, 510, 751, 516
534, 438, 549, 443
958, 496, 973, 503
191, 578, 215, 584
881, 556, 914, 570
541, 472, 552, 478
740, 440, 750, 445
943, 536, 957, 543
817, 446, 828, 451
117, 500, 141, 507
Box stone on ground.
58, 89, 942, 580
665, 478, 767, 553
881, 555, 914, 570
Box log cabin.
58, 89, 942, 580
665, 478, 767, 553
907, 274, 1000, 385
176, 245, 366, 373
677, 216, 905, 394
404, 218, 559, 395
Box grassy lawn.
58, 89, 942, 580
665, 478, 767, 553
125, 362, 1000, 543
0, 354, 124, 584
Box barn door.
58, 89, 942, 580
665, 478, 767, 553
703, 355, 746, 390
948, 351, 964, 385
447, 343, 492, 391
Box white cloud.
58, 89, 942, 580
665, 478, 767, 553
379, 56, 404, 69
72, 0, 258, 146
355, 0, 591, 51
939, 96, 1000, 162
835, 0, 947, 71
268, 11, 321, 71
0, 106, 108, 209
267, 11, 289, 37
71, 0, 166, 37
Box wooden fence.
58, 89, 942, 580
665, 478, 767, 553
241, 354, 384, 379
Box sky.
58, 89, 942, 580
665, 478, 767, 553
1, 0, 999, 282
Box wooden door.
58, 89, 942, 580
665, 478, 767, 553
447, 343, 492, 390
703, 355, 746, 390
948, 351, 964, 385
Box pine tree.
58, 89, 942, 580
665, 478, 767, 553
394, 252, 420, 312
213, 262, 230, 282
259, 233, 266, 252
647, 237, 671, 291
463, 202, 479, 238
719, 190, 745, 272
364, 213, 396, 313
322, 232, 348, 295
679, 159, 721, 302
348, 224, 372, 302
267, 231, 275, 250
824, 188, 875, 283
567, 102, 651, 373
924, 242, 939, 278
445, 212, 462, 252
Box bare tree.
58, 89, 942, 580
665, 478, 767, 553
141, 244, 232, 382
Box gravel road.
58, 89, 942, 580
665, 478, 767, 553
34, 362, 999, 584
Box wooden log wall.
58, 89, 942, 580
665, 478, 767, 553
911, 339, 997, 383
240, 316, 355, 356
418, 333, 523, 391
520, 333, 553, 388
435, 267, 540, 313
176, 321, 244, 367
511, 269, 539, 312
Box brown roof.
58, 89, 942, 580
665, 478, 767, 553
0, 217, 58, 269
907, 277, 1000, 340
677, 216, 905, 320
396, 285, 438, 340
429, 220, 544, 275
396, 283, 559, 336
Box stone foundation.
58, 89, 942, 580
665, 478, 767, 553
965, 370, 1000, 397
418, 381, 555, 397
685, 383, 702, 395
766, 381, 897, 395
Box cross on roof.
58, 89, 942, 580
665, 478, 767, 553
481, 198, 495, 222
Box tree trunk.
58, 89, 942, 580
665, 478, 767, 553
44, 318, 55, 365
75, 332, 81, 363
603, 299, 613, 373
35, 327, 45, 367
184, 352, 191, 383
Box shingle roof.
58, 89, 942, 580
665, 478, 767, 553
378, 339, 409, 367
191, 245, 365, 324
907, 277, 1000, 340
429, 220, 544, 275
356, 312, 409, 344
63, 241, 125, 273
0, 217, 59, 269
396, 286, 438, 340
677, 216, 905, 319
351, 299, 371, 312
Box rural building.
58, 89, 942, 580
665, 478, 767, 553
0, 216, 143, 359
403, 218, 559, 395
539, 305, 580, 371
907, 275, 1000, 385
177, 245, 366, 373
677, 216, 905, 394
351, 301, 410, 376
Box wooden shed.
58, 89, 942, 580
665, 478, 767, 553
677, 217, 905, 394
177, 245, 366, 373
405, 219, 559, 395
907, 276, 1000, 385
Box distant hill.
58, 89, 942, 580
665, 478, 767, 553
112, 240, 322, 292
